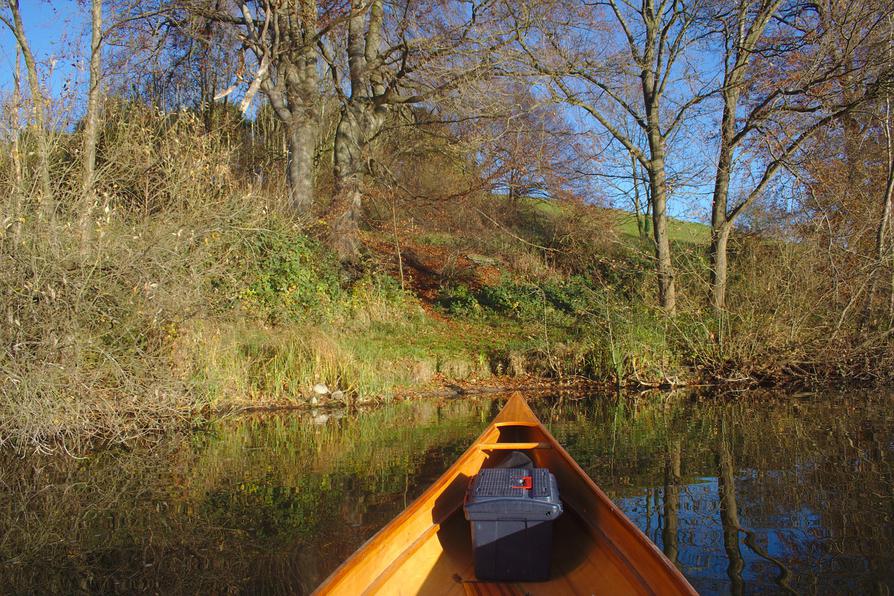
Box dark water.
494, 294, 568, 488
1, 391, 893, 594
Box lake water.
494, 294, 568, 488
1, 390, 892, 594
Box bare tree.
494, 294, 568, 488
868, 13, 894, 322
319, 0, 496, 260
245, 0, 321, 213
468, 82, 581, 207
882, 96, 894, 320
511, 0, 713, 313
706, 0, 892, 313
1, 0, 52, 216
80, 0, 103, 249
4, 47, 24, 244
324, 0, 390, 259
707, 0, 781, 313
208, 0, 351, 214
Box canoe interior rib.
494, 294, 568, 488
315, 395, 695, 595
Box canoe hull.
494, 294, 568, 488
314, 395, 695, 595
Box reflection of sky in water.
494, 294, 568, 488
547, 391, 894, 595
613, 472, 889, 594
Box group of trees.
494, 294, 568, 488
2, 0, 894, 320
505, 0, 893, 313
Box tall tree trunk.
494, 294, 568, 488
6, 0, 52, 215
642, 45, 676, 314
710, 224, 733, 313
9, 46, 23, 244
710, 104, 734, 316
286, 116, 315, 214
632, 153, 645, 239
264, 45, 318, 215
869, 96, 894, 322
80, 0, 102, 251
706, 2, 782, 314
710, 98, 737, 313
331, 107, 366, 260
869, 159, 893, 318
643, 172, 652, 238
328, 0, 386, 262
238, 0, 320, 216
649, 151, 676, 313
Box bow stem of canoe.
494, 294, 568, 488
313, 394, 696, 595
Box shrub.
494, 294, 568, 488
435, 284, 481, 316
238, 227, 341, 323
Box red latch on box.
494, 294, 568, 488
512, 475, 533, 490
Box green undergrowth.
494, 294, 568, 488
436, 276, 683, 383
185, 221, 540, 404
184, 206, 679, 405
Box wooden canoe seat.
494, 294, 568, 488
494, 422, 539, 428
477, 442, 551, 451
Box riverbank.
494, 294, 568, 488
4, 189, 892, 454
3, 103, 893, 455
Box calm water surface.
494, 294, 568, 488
1, 390, 892, 594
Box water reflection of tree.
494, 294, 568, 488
662, 438, 681, 565
539, 390, 894, 593
717, 415, 744, 596
0, 399, 489, 594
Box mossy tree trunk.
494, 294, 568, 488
216, 1, 321, 215
328, 0, 388, 261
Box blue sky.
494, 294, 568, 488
0, 1, 89, 107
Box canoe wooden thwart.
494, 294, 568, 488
476, 442, 551, 451
314, 394, 696, 595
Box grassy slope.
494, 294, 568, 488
181, 196, 708, 411
525, 198, 711, 245
357, 199, 700, 385
613, 212, 711, 244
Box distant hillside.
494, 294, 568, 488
522, 197, 711, 245
612, 211, 711, 244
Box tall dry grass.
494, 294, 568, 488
0, 100, 443, 453
0, 101, 263, 451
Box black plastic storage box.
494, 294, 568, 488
463, 467, 563, 582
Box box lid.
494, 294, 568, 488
464, 468, 563, 521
